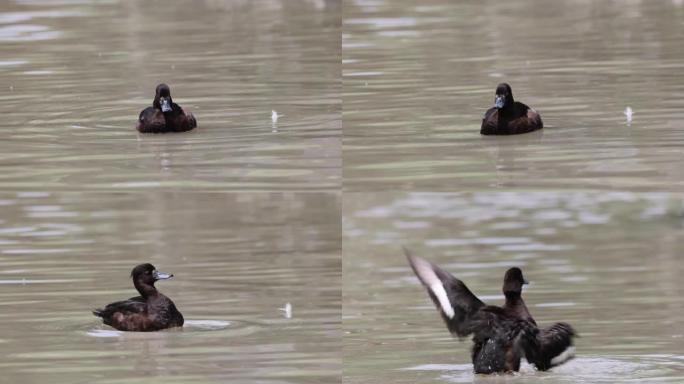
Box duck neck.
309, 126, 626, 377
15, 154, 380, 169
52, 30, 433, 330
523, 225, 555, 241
504, 291, 522, 306
504, 291, 533, 321
134, 280, 158, 299
499, 101, 515, 115
504, 91, 515, 107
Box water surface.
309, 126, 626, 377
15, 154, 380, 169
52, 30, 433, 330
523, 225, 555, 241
0, 192, 341, 383
1, 0, 340, 191
343, 0, 684, 191
343, 192, 684, 383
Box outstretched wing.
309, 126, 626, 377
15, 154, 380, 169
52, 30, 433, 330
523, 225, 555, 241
526, 322, 577, 370
405, 247, 485, 337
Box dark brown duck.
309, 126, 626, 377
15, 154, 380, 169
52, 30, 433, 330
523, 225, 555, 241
406, 249, 576, 374
481, 83, 543, 135
136, 83, 197, 133
93, 263, 184, 332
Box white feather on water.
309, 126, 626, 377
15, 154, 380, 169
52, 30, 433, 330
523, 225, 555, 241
271, 110, 279, 132
624, 106, 633, 125
279, 302, 292, 318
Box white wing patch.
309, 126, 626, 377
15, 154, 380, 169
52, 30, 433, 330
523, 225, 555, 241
429, 282, 455, 319
409, 255, 455, 319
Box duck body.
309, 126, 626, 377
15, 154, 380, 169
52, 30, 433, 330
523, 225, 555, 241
93, 263, 184, 332
469, 306, 532, 373
481, 83, 543, 135
136, 83, 197, 133
406, 249, 576, 374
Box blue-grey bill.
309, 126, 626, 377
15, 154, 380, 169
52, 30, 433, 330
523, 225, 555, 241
160, 98, 172, 112
154, 271, 173, 280
495, 96, 505, 109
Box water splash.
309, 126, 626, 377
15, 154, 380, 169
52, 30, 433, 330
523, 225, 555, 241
404, 357, 668, 382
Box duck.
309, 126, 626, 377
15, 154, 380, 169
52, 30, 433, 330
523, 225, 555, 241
93, 263, 184, 332
136, 83, 197, 133
405, 248, 576, 374
481, 83, 543, 135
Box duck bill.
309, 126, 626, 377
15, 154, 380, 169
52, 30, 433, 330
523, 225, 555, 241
494, 95, 505, 109
153, 270, 173, 280
159, 97, 172, 112
523, 278, 529, 285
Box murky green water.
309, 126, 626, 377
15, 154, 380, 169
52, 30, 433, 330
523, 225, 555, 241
343, 0, 684, 191
343, 192, 684, 383
0, 192, 341, 383
1, 0, 340, 191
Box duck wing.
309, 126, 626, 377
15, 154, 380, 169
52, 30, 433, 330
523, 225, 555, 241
136, 106, 166, 133
526, 107, 543, 129
506, 102, 543, 134
166, 103, 197, 132
480, 107, 499, 135
525, 322, 577, 370
93, 296, 146, 318
405, 248, 485, 337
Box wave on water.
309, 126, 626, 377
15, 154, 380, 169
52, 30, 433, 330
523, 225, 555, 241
183, 320, 231, 331
86, 320, 230, 337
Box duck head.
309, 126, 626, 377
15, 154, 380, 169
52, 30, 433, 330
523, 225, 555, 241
153, 83, 173, 113
131, 263, 173, 296
494, 83, 514, 109
502, 267, 528, 297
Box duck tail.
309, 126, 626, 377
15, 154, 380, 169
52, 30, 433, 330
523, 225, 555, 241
527, 322, 577, 371
92, 309, 104, 318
